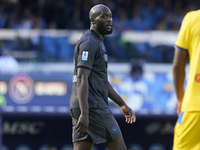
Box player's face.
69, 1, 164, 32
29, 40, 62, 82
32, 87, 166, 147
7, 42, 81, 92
96, 8, 113, 35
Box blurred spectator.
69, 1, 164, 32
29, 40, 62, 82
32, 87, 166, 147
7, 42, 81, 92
130, 59, 144, 81
123, 42, 139, 60
156, 15, 168, 30
0, 48, 19, 74
18, 7, 34, 30
5, 11, 20, 29
48, 146, 58, 150
48, 20, 58, 29
32, 15, 47, 29
0, 5, 7, 28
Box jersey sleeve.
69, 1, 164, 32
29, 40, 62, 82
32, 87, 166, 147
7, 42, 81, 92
175, 12, 191, 51
77, 38, 97, 70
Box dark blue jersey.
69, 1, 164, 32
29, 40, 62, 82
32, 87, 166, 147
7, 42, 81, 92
70, 30, 109, 109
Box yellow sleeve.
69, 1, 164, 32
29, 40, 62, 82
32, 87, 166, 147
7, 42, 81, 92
175, 12, 191, 50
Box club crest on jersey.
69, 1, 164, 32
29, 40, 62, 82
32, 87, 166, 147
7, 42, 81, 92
111, 126, 118, 134
82, 51, 88, 61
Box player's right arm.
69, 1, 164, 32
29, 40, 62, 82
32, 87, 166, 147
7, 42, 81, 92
75, 35, 97, 135
172, 48, 188, 115
76, 67, 91, 136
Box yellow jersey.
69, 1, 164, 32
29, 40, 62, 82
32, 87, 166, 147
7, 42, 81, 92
175, 10, 200, 112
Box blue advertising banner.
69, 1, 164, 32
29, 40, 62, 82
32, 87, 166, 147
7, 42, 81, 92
0, 71, 178, 115
0, 73, 72, 114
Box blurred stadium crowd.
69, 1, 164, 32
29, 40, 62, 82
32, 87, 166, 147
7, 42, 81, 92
0, 0, 198, 30
0, 0, 198, 62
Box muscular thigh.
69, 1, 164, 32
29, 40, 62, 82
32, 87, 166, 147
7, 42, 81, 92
103, 136, 126, 150
73, 139, 93, 150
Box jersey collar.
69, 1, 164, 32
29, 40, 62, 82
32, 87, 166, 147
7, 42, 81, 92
90, 29, 103, 41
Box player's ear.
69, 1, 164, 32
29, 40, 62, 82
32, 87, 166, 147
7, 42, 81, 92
90, 18, 96, 25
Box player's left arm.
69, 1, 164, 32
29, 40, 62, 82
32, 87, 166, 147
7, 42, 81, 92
108, 81, 136, 123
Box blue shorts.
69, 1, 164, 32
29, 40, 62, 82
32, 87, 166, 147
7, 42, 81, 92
70, 107, 122, 144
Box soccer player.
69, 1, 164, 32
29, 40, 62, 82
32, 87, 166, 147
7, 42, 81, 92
69, 4, 136, 150
172, 10, 200, 149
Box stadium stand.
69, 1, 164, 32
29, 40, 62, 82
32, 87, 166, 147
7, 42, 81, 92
0, 0, 199, 62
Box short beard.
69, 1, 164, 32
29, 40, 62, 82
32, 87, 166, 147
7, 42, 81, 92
97, 25, 113, 35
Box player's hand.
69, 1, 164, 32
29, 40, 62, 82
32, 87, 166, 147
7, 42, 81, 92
75, 114, 89, 136
120, 105, 136, 124
176, 100, 182, 116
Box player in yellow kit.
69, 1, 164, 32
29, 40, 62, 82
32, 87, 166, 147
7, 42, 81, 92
173, 10, 200, 150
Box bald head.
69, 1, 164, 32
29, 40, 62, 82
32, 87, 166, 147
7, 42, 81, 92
89, 4, 110, 21
89, 4, 113, 37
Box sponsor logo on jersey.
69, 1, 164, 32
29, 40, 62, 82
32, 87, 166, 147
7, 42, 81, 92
195, 74, 200, 82
82, 51, 88, 61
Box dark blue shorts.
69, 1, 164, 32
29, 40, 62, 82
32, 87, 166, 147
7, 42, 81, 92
70, 107, 122, 144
